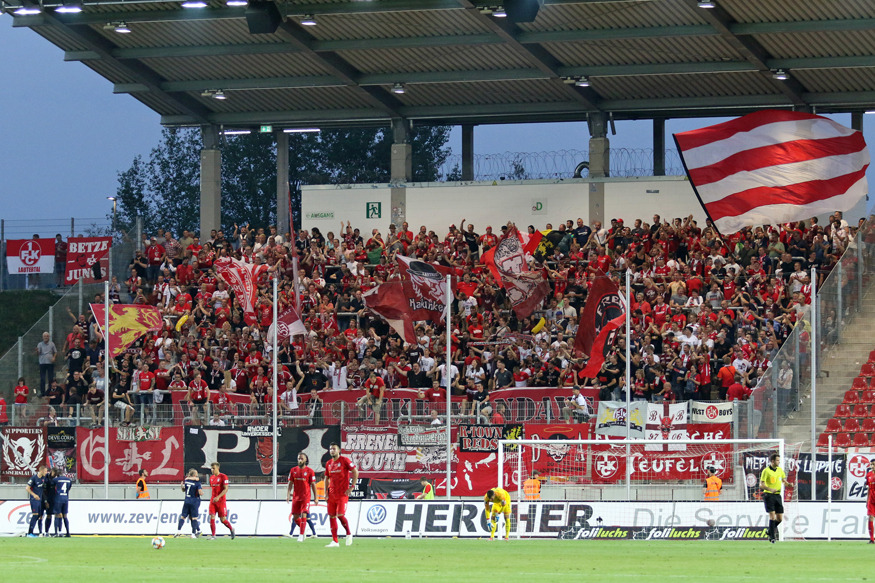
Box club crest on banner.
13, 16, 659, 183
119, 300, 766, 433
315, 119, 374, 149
1, 428, 47, 477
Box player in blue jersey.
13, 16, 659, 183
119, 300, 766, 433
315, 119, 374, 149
175, 468, 203, 538
52, 471, 73, 537
26, 464, 47, 537
42, 468, 57, 536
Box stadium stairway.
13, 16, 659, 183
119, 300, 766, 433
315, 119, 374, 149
778, 289, 875, 450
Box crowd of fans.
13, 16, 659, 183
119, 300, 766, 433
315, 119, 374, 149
6, 209, 868, 429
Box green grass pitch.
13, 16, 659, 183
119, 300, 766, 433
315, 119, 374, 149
0, 536, 871, 582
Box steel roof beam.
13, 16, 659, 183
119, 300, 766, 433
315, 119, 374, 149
688, 0, 807, 107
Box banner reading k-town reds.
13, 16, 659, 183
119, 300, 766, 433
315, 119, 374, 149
5, 239, 55, 274
1, 427, 47, 478
64, 236, 111, 285
76, 427, 184, 483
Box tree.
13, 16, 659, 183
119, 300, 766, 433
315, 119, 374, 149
220, 133, 277, 230
147, 128, 201, 235
114, 125, 452, 235
113, 154, 154, 235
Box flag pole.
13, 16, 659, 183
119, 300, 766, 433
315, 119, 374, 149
104, 280, 110, 499
272, 273, 279, 497
445, 273, 452, 500
810, 265, 817, 500
625, 268, 631, 438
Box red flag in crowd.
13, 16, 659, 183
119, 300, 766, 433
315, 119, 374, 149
674, 110, 869, 234
395, 255, 456, 325
90, 304, 163, 358
573, 271, 625, 378
482, 226, 550, 319
363, 281, 417, 344
267, 304, 307, 342
213, 256, 269, 326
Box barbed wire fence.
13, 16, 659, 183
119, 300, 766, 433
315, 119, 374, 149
437, 148, 685, 181
0, 217, 112, 241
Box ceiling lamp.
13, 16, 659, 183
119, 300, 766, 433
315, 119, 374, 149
13, 3, 42, 15
223, 130, 251, 136
300, 14, 316, 26
56, 1, 83, 14
284, 128, 321, 133
575, 76, 590, 87
104, 21, 131, 33
213, 90, 227, 100
392, 83, 405, 94
697, 1, 716, 8
772, 69, 789, 80
493, 6, 507, 17
226, 0, 247, 6
181, 0, 208, 7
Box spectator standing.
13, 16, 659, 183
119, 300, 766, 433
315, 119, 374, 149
36, 331, 58, 397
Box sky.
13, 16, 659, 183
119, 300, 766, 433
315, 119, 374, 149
1, 14, 873, 234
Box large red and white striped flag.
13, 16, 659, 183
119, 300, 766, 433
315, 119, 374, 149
674, 110, 869, 234
214, 256, 269, 326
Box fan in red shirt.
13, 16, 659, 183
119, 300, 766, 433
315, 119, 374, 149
323, 442, 358, 548
186, 372, 210, 426
866, 459, 875, 543
13, 377, 29, 419
208, 462, 235, 540
286, 452, 318, 541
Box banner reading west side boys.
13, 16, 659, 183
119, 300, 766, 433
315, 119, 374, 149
64, 236, 111, 284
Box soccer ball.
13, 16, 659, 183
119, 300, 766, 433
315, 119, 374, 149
151, 536, 165, 549
706, 519, 716, 527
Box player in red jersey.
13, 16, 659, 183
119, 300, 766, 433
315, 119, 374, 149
286, 452, 317, 542
208, 462, 236, 540
323, 442, 358, 548
867, 459, 875, 543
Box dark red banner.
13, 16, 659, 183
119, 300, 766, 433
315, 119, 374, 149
1, 427, 47, 478
64, 236, 111, 285
76, 426, 184, 483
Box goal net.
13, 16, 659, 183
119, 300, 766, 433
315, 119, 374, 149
497, 438, 802, 540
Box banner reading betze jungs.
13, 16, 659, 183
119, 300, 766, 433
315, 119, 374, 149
5, 239, 54, 274
64, 236, 111, 285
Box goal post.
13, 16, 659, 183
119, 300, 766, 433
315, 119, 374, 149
498, 438, 801, 540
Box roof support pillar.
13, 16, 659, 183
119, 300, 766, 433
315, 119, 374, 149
200, 125, 222, 236
461, 124, 475, 181
588, 112, 610, 178
276, 130, 290, 238
851, 111, 864, 132
653, 118, 666, 176
390, 119, 411, 227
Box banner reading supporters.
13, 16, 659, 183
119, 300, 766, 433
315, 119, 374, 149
1, 427, 47, 478
644, 402, 688, 451
63, 236, 111, 285
690, 401, 734, 424
5, 239, 55, 274
76, 427, 184, 483
594, 401, 646, 439
183, 426, 338, 478
46, 426, 77, 479
845, 453, 875, 501
398, 424, 447, 447
90, 303, 163, 358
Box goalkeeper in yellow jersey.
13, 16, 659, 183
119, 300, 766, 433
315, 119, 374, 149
484, 487, 511, 541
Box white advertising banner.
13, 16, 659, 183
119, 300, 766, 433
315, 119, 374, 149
0, 499, 871, 539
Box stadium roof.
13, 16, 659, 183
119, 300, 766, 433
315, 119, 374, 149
6, 0, 875, 130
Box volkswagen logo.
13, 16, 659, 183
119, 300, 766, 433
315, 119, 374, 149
366, 504, 387, 525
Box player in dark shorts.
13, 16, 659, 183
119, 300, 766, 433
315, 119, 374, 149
52, 471, 73, 537
175, 468, 203, 538
26, 464, 47, 537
